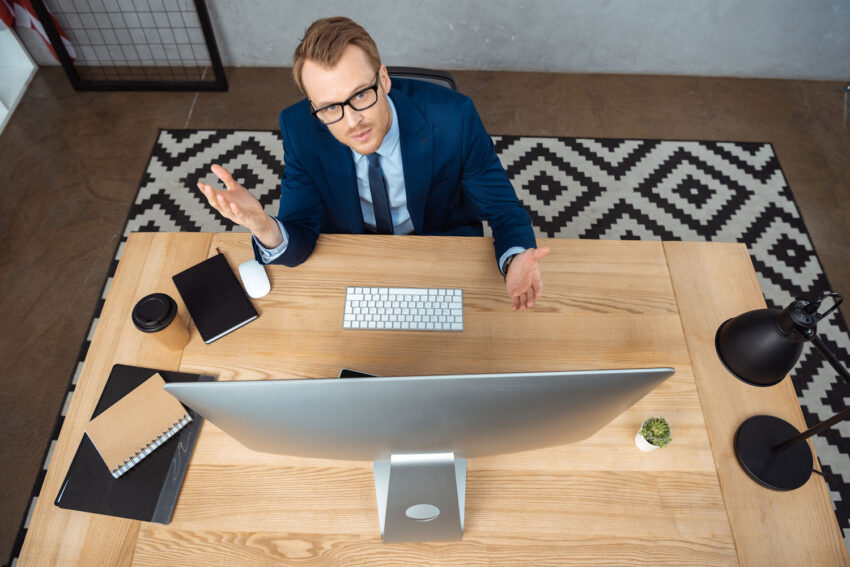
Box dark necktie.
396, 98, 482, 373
367, 153, 393, 234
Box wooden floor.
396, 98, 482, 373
0, 66, 848, 563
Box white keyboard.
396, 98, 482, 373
343, 287, 463, 331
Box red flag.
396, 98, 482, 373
1, 0, 76, 61
0, 1, 14, 29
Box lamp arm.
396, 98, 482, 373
773, 405, 850, 453
810, 334, 850, 386
771, 334, 850, 453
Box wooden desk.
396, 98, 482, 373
19, 233, 848, 566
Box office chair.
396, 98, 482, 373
387, 67, 458, 92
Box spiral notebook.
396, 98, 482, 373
85, 372, 192, 479
56, 364, 213, 524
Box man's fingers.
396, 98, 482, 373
526, 282, 539, 308
533, 247, 551, 260
198, 182, 224, 211
210, 164, 237, 191
214, 193, 239, 222
513, 291, 527, 311
511, 287, 520, 310
532, 274, 543, 299
506, 260, 545, 311
199, 181, 225, 206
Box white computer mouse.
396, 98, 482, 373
238, 259, 271, 299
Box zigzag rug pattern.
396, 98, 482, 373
11, 129, 850, 561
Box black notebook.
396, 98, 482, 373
172, 252, 258, 344
55, 364, 214, 524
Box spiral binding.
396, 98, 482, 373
110, 412, 193, 479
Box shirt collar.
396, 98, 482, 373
351, 94, 399, 162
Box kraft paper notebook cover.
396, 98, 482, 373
85, 373, 192, 479
172, 251, 259, 344
55, 364, 214, 524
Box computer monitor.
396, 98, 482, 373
165, 367, 674, 543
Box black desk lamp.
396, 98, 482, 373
715, 292, 850, 490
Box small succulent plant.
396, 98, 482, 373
639, 417, 672, 448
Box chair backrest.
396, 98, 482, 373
386, 66, 458, 92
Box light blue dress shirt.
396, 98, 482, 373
255, 94, 524, 272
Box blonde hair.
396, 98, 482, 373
292, 17, 382, 95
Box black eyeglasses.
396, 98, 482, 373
310, 72, 381, 125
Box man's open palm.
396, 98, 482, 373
506, 247, 551, 311
197, 164, 267, 234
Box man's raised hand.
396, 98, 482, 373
197, 164, 283, 248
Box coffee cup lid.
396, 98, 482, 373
132, 293, 177, 332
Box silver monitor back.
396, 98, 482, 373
166, 368, 674, 542
164, 368, 674, 462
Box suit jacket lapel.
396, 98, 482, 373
392, 89, 433, 234
314, 122, 364, 233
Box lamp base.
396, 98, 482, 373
734, 415, 813, 491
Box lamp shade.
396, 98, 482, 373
715, 307, 806, 386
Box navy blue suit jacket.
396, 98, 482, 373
254, 78, 535, 267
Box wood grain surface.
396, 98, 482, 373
169, 234, 734, 566
664, 241, 849, 566
19, 232, 212, 566
20, 233, 839, 565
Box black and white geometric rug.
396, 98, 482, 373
11, 130, 850, 562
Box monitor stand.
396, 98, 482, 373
372, 452, 466, 543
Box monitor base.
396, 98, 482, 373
373, 453, 466, 543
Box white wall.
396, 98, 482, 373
19, 0, 850, 80
0, 29, 37, 135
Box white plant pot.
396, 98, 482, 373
635, 433, 660, 452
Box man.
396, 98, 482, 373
198, 17, 549, 310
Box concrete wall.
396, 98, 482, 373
19, 0, 850, 80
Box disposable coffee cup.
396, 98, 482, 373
132, 293, 190, 351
